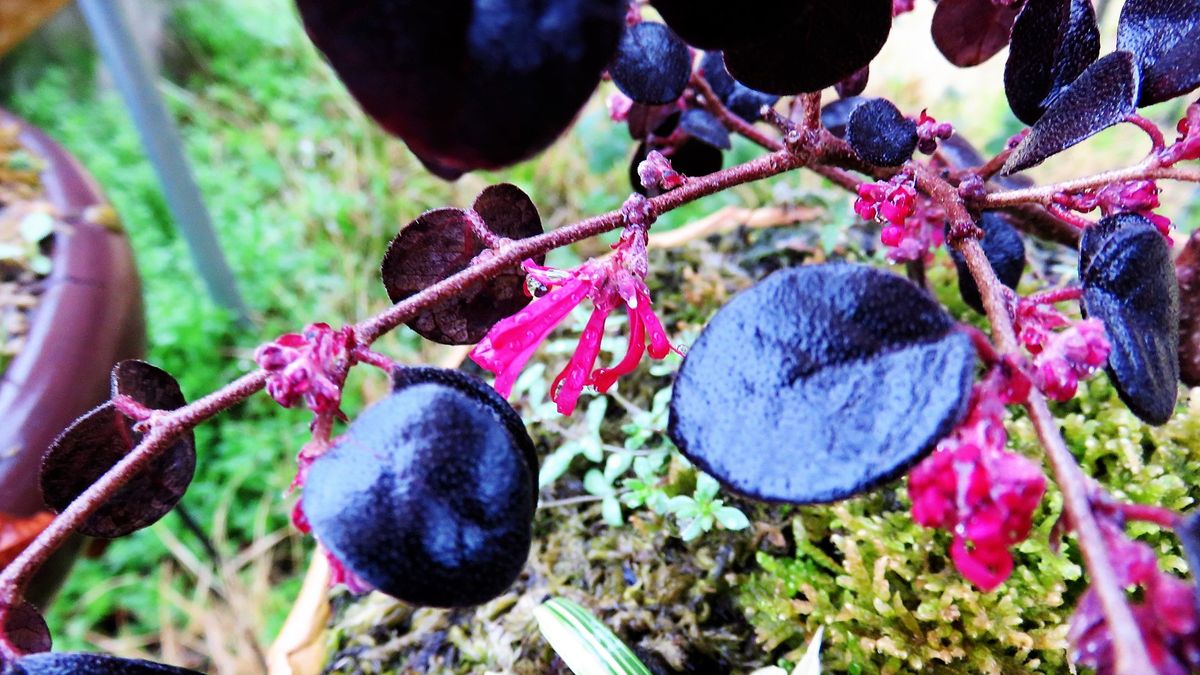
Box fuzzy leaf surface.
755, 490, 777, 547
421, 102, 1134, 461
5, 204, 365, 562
381, 184, 544, 345
1117, 0, 1200, 105
949, 212, 1026, 314
846, 98, 918, 167
1004, 51, 1139, 173
668, 264, 975, 504
1080, 214, 1180, 425
1004, 0, 1100, 124
609, 22, 692, 105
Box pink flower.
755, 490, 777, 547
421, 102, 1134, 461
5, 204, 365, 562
638, 150, 685, 192
908, 369, 1046, 591
1068, 520, 1200, 674
1014, 301, 1071, 354
855, 174, 945, 263
470, 224, 676, 415
255, 323, 356, 414
1033, 318, 1110, 402
1162, 100, 1200, 166
915, 110, 954, 155
1054, 179, 1173, 238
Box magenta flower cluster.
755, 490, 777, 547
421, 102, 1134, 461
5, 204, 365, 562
1069, 520, 1200, 675
255, 322, 356, 415
915, 110, 954, 155
1032, 318, 1111, 402
470, 223, 676, 415
855, 174, 946, 263
1162, 100, 1200, 166
638, 150, 686, 192
908, 369, 1046, 591
1053, 179, 1171, 237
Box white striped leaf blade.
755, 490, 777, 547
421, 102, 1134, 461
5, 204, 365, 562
534, 597, 651, 675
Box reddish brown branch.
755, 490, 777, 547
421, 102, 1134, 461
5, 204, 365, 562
917, 163, 1155, 675
0, 148, 809, 618
979, 163, 1200, 208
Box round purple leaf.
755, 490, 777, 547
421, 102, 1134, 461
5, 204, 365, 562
668, 264, 975, 504
39, 362, 195, 538
380, 184, 544, 345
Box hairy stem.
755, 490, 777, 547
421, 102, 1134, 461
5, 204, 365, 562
978, 163, 1200, 208
0, 149, 808, 618
0, 370, 269, 609
919, 165, 1155, 675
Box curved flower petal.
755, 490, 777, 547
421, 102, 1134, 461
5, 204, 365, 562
471, 277, 591, 396
550, 307, 612, 415
591, 304, 646, 393
636, 291, 676, 359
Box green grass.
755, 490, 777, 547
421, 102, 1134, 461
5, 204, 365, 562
3, 0, 787, 666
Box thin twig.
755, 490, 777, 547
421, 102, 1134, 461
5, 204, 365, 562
0, 149, 810, 616
978, 163, 1200, 207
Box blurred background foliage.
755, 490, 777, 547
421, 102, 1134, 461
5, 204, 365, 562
0, 0, 1196, 672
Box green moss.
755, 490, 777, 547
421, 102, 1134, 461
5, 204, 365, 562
323, 193, 1200, 675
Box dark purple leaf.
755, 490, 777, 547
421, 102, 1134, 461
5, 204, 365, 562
679, 109, 732, 150
1080, 214, 1180, 425
932, 0, 1021, 67
820, 96, 868, 138
1004, 0, 1100, 124
8, 653, 203, 674
0, 602, 50, 656
39, 362, 195, 538
1117, 0, 1200, 105
649, 0, 794, 50
302, 368, 534, 607
699, 51, 779, 122
609, 22, 692, 105
391, 366, 538, 501
294, 0, 624, 179
846, 98, 918, 167
1004, 51, 1140, 174
723, 0, 893, 95
948, 212, 1026, 314
380, 184, 544, 345
668, 264, 975, 504
835, 65, 871, 98
1176, 230, 1200, 386
625, 103, 679, 140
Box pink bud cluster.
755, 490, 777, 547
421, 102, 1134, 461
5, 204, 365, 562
1161, 100, 1200, 166
1013, 294, 1112, 401
908, 369, 1046, 591
255, 323, 356, 415
638, 150, 685, 192
607, 91, 634, 123
1032, 318, 1111, 401
470, 222, 677, 415
1053, 179, 1171, 237
1014, 300, 1070, 354
1068, 520, 1200, 674
855, 174, 946, 263
915, 110, 954, 155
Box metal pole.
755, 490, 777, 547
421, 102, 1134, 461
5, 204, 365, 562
76, 0, 251, 323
